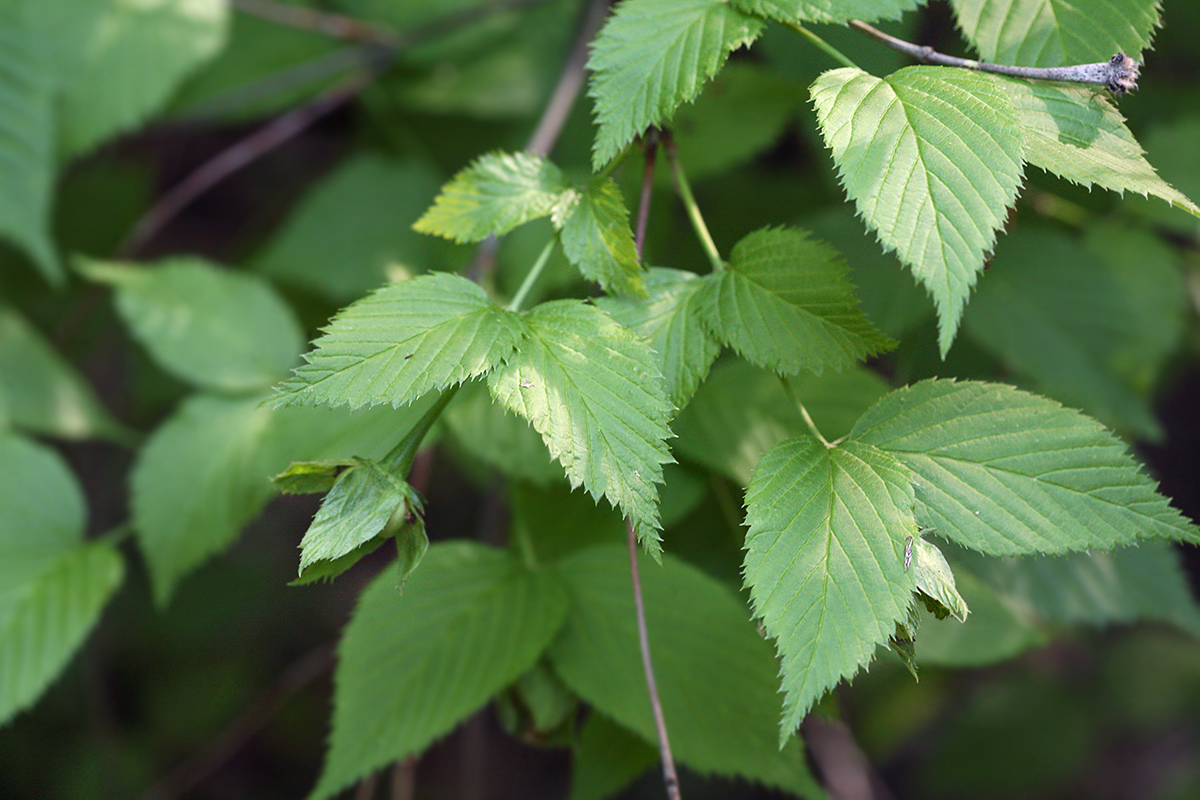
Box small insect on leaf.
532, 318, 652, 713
903, 535, 914, 572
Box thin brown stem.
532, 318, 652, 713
390, 756, 418, 800
849, 18, 1139, 93
233, 0, 395, 44
627, 519, 682, 800
117, 71, 371, 258
635, 131, 659, 263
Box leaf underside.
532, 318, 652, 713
744, 437, 917, 733
811, 66, 1024, 355
851, 380, 1200, 556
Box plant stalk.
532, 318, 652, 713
508, 240, 556, 312
627, 518, 682, 800
664, 133, 723, 273
781, 377, 832, 448
785, 21, 860, 70
849, 19, 1139, 93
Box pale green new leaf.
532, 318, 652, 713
1001, 79, 1200, 217
851, 380, 1200, 556
911, 536, 969, 621
0, 1, 58, 282
554, 178, 644, 296
811, 67, 1024, 354
0, 306, 128, 441
311, 543, 569, 800
916, 568, 1046, 666
550, 545, 824, 796
38, 0, 227, 159
0, 434, 123, 724
950, 0, 1159, 67
296, 458, 421, 578
595, 267, 720, 411
413, 152, 569, 242
698, 227, 894, 375
732, 0, 920, 25
588, 0, 762, 168
80, 258, 303, 393
673, 358, 889, 484
274, 273, 524, 410
487, 301, 673, 550
745, 437, 917, 732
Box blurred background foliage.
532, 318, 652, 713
1, 0, 1199, 798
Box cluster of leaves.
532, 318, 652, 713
3, 0, 1200, 798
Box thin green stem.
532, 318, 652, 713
664, 135, 723, 272
785, 21, 860, 70
512, 518, 539, 570
383, 386, 459, 475
508, 240, 556, 312
780, 377, 832, 448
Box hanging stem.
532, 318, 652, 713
785, 21, 860, 70
849, 19, 1139, 93
383, 386, 459, 475
627, 519, 682, 800
663, 132, 723, 273
635, 132, 660, 262
507, 240, 556, 312
780, 377, 832, 448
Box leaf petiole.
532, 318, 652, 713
507, 239, 556, 312
780, 376, 832, 448
664, 134, 724, 273
383, 385, 459, 475
785, 21, 860, 71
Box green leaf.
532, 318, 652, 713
673, 358, 889, 484
487, 301, 674, 550
41, 0, 227, 159
549, 545, 824, 795
412, 151, 569, 242
311, 542, 569, 800
588, 0, 763, 168
0, 306, 128, 441
273, 272, 525, 410
0, 1, 58, 282
911, 536, 969, 622
273, 460, 356, 495
744, 437, 917, 732
963, 227, 1166, 439
1002, 79, 1200, 217
850, 380, 1200, 556
916, 568, 1047, 666
296, 458, 422, 581
254, 155, 445, 302
0, 433, 122, 724
79, 258, 303, 393
595, 267, 721, 411
698, 227, 894, 374
811, 66, 1024, 355
443, 379, 563, 488
949, 0, 1160, 67
132, 394, 432, 605
553, 178, 645, 296
732, 0, 921, 25
955, 540, 1200, 636
570, 714, 658, 800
